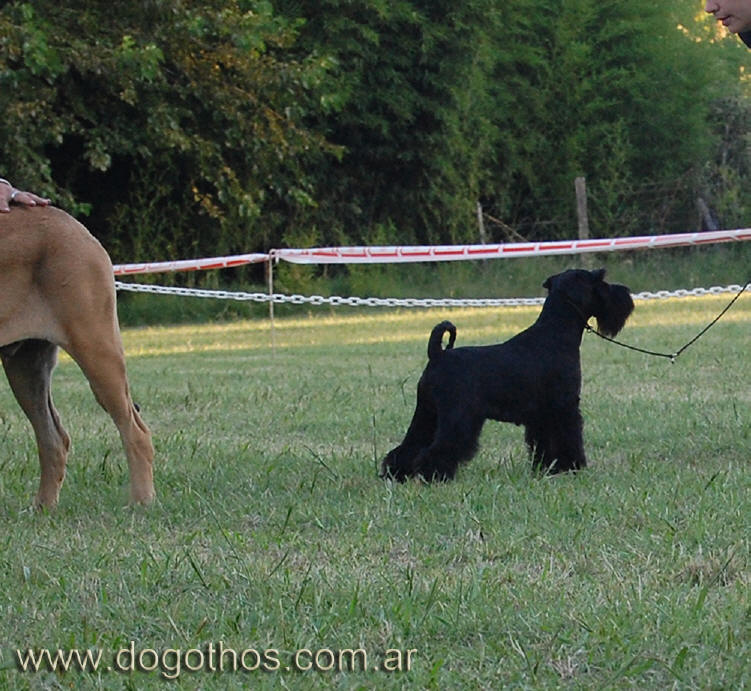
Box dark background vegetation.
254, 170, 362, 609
2, 1, 750, 286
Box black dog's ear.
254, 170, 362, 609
591, 268, 606, 282
543, 276, 553, 290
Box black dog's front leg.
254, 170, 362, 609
549, 407, 587, 472
525, 409, 586, 474
525, 421, 553, 472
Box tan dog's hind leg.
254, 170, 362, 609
1, 340, 71, 509
64, 329, 155, 505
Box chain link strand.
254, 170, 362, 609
114, 281, 749, 308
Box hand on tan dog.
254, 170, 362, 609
0, 178, 51, 213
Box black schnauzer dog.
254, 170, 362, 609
380, 268, 634, 481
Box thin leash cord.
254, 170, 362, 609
585, 278, 751, 362
585, 326, 677, 360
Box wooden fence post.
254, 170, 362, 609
575, 176, 592, 267
477, 201, 486, 244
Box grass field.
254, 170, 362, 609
0, 292, 749, 689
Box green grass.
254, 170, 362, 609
0, 294, 749, 689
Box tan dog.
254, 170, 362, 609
0, 206, 154, 508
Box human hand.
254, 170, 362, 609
0, 180, 51, 212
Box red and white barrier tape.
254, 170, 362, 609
110, 228, 751, 275
273, 228, 751, 264
113, 252, 268, 276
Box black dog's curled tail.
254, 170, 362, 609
428, 321, 456, 360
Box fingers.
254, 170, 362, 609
0, 181, 51, 212
13, 191, 51, 207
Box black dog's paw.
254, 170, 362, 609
415, 463, 457, 484
380, 458, 410, 483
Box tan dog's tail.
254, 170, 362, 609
428, 321, 456, 360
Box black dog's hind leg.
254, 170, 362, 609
381, 392, 437, 481
412, 408, 484, 482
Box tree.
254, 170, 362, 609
2, 0, 744, 273
0, 0, 335, 264
482, 0, 723, 239
276, 0, 503, 244
279, 0, 731, 244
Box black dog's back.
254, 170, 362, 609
428, 321, 456, 360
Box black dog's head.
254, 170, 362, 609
543, 268, 633, 337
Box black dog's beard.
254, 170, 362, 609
596, 285, 634, 337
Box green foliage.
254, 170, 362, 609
2, 0, 750, 277
483, 0, 720, 238
276, 0, 744, 246
278, 0, 503, 244
0, 0, 335, 262
679, 6, 751, 231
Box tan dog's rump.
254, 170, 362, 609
0, 206, 154, 508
